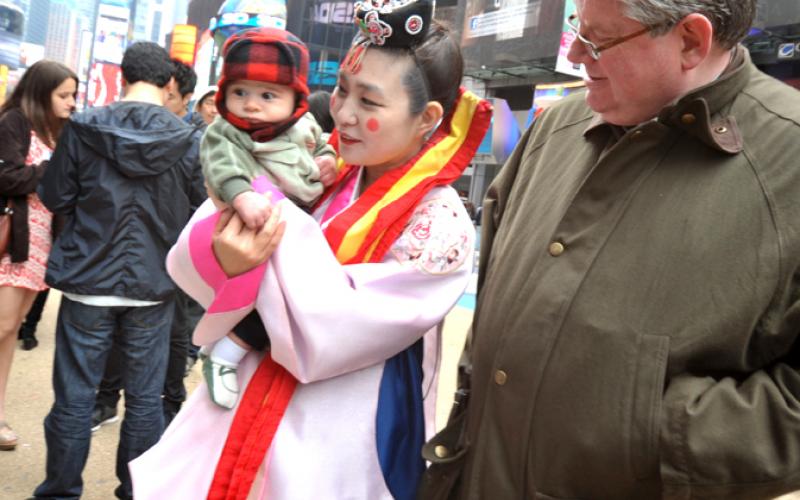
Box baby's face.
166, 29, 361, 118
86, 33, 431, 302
225, 80, 295, 124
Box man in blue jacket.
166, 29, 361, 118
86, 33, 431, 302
33, 42, 206, 500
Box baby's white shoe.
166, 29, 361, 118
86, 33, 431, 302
202, 356, 239, 410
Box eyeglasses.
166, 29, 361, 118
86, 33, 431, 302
566, 13, 665, 60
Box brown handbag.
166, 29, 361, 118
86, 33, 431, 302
0, 198, 12, 257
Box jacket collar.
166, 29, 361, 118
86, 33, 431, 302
584, 45, 750, 154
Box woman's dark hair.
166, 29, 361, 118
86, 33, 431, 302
0, 59, 78, 146
377, 20, 463, 117
307, 90, 334, 133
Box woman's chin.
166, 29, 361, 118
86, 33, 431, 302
338, 145, 362, 165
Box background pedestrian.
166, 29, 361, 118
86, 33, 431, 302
0, 60, 76, 451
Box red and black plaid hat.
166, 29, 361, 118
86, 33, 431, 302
216, 27, 311, 142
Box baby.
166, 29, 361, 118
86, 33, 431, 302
200, 27, 337, 409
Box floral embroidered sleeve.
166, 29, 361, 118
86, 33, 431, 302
391, 197, 472, 275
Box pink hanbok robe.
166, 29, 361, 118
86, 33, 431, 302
130, 169, 474, 499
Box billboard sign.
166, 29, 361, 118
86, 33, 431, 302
777, 42, 800, 60
87, 62, 122, 107
554, 0, 586, 78
171, 24, 198, 66
19, 42, 45, 68
87, 1, 130, 107
209, 0, 288, 37
458, 0, 566, 76
93, 2, 130, 65
312, 1, 354, 24
465, 0, 540, 40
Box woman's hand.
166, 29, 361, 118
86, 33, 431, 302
212, 201, 285, 277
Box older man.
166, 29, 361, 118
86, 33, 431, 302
421, 0, 800, 498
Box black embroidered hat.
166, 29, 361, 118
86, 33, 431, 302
344, 0, 434, 72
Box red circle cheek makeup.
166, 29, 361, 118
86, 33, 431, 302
366, 118, 380, 132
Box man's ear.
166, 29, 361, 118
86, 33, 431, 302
676, 13, 714, 71
163, 76, 178, 94
162, 77, 177, 103
418, 101, 444, 138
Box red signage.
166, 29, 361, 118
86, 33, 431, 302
87, 62, 122, 107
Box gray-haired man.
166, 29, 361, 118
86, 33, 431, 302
422, 0, 800, 498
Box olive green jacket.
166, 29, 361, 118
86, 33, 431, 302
201, 112, 334, 206
422, 48, 800, 499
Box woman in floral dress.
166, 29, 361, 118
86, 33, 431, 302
0, 60, 77, 450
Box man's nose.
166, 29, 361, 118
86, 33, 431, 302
566, 35, 590, 66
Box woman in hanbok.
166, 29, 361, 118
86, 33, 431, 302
131, 0, 491, 497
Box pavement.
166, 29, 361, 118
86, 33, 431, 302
0, 290, 474, 499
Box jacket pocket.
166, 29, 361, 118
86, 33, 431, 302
630, 334, 670, 480
417, 408, 469, 500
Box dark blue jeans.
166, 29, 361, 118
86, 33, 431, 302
96, 288, 204, 424
33, 297, 173, 500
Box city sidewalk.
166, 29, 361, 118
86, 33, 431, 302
0, 291, 473, 499
0, 291, 204, 499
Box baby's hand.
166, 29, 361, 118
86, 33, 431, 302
315, 156, 337, 187
232, 191, 272, 229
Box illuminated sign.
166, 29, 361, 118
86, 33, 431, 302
87, 62, 122, 107
554, 0, 585, 78
308, 60, 339, 86
93, 3, 130, 65
20, 42, 45, 68
209, 12, 286, 32
171, 24, 198, 66
0, 64, 7, 103
312, 2, 354, 24
466, 2, 540, 40
777, 42, 800, 60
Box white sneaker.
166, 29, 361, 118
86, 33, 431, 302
202, 356, 239, 409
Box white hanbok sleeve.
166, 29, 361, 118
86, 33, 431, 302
261, 189, 474, 382
166, 188, 474, 383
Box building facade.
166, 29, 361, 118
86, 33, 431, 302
23, 0, 48, 45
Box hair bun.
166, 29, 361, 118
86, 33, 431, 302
353, 0, 433, 49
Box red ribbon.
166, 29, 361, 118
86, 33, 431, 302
207, 357, 297, 500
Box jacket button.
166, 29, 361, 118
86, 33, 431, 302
494, 370, 508, 385
681, 113, 696, 124
434, 445, 450, 458
548, 241, 565, 256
